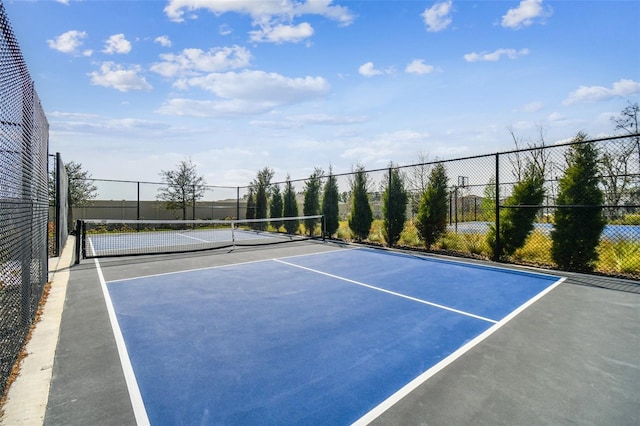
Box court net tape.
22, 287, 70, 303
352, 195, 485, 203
74, 215, 325, 262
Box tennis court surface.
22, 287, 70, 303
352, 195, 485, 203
6, 238, 639, 425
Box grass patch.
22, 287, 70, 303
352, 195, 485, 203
435, 232, 491, 256
511, 230, 554, 266
368, 220, 385, 245
597, 239, 640, 275
398, 220, 421, 247
609, 213, 640, 225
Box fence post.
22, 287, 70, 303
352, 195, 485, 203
494, 153, 501, 261
137, 181, 140, 220
236, 187, 240, 219
192, 184, 196, 220
55, 152, 62, 256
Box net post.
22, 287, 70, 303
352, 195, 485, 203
321, 215, 326, 241
231, 221, 236, 249
74, 220, 82, 264
236, 187, 240, 219
81, 220, 87, 260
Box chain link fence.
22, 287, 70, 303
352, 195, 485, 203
237, 135, 639, 280
71, 134, 639, 280
0, 3, 50, 398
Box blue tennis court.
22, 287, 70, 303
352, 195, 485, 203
101, 247, 562, 425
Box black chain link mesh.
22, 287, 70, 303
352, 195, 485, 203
1, 2, 49, 397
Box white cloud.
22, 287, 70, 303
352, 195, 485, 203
103, 34, 132, 54
563, 79, 640, 105
180, 70, 329, 102
422, 0, 453, 32
219, 24, 232, 36
249, 22, 314, 44
159, 70, 330, 117
501, 0, 551, 29
405, 59, 435, 75
47, 30, 92, 56
464, 48, 529, 62
154, 35, 172, 48
358, 62, 394, 77
359, 62, 381, 77
164, 0, 354, 44
165, 0, 354, 24
151, 46, 251, 77
88, 62, 152, 92
157, 98, 274, 117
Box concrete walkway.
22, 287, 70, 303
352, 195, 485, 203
1, 237, 74, 425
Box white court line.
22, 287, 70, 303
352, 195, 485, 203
274, 259, 498, 324
352, 276, 566, 425
94, 257, 151, 426
106, 245, 355, 283
176, 232, 211, 243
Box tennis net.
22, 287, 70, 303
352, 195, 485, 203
74, 215, 324, 261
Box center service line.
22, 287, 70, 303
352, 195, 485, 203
274, 259, 498, 324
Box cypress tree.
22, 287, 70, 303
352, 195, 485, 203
283, 176, 299, 234
382, 165, 408, 246
303, 168, 323, 235
322, 169, 340, 238
245, 190, 256, 221
488, 163, 545, 257
253, 167, 274, 229
269, 184, 283, 230
551, 132, 605, 271
348, 165, 373, 241
416, 163, 448, 247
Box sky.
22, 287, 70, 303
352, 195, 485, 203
4, 0, 640, 191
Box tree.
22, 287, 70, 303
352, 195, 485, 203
551, 132, 605, 271
416, 163, 448, 247
251, 167, 274, 229
382, 164, 408, 246
407, 151, 431, 216
488, 162, 545, 257
601, 102, 640, 213
283, 175, 299, 234
303, 168, 323, 235
348, 165, 373, 241
322, 168, 340, 238
611, 101, 639, 139
49, 161, 98, 207
157, 158, 206, 219
245, 189, 255, 220
269, 184, 283, 230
